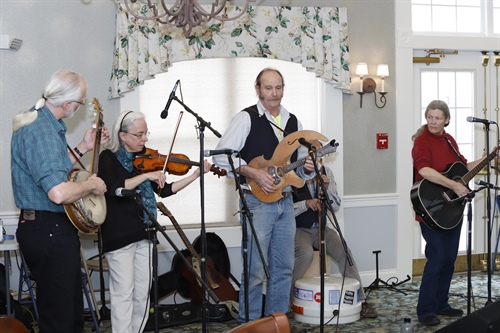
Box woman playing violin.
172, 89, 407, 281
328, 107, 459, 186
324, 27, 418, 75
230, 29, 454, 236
98, 110, 211, 333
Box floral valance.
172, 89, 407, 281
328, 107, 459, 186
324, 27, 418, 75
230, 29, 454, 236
109, 3, 351, 99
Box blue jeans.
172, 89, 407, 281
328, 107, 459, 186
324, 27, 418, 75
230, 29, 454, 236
417, 221, 462, 318
237, 193, 295, 322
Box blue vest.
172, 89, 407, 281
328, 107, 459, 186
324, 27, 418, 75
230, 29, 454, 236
238, 105, 298, 185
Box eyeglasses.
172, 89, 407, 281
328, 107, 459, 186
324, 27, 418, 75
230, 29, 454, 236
123, 131, 150, 139
70, 100, 86, 106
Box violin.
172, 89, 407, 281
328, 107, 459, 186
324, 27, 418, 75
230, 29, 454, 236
133, 147, 227, 178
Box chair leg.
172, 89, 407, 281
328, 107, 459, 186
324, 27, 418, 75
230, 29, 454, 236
18, 252, 39, 321
81, 248, 102, 322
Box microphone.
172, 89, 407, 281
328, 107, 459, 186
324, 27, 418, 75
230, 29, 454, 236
466, 116, 496, 125
160, 80, 180, 119
298, 137, 315, 151
474, 179, 500, 190
203, 149, 238, 157
115, 188, 141, 197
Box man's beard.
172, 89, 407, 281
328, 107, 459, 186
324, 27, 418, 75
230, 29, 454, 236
65, 109, 76, 118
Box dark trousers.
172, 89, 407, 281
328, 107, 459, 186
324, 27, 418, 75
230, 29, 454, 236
16, 210, 83, 333
417, 221, 462, 318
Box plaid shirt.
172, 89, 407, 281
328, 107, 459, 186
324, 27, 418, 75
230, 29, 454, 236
11, 106, 73, 212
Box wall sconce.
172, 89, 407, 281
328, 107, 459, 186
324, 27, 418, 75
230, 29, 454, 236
355, 63, 389, 109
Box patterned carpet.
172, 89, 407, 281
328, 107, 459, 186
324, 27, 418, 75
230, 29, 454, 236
82, 271, 500, 333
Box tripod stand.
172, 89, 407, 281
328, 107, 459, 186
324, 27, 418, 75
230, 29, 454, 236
365, 250, 407, 296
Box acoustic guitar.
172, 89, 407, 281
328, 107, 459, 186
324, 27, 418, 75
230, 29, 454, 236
226, 312, 290, 333
64, 98, 107, 233
247, 130, 338, 203
410, 148, 497, 230
157, 202, 238, 304
0, 317, 29, 333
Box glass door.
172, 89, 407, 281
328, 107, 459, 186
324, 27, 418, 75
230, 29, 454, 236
413, 51, 499, 257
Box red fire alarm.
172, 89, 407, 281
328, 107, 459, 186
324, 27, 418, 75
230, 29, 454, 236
377, 133, 388, 149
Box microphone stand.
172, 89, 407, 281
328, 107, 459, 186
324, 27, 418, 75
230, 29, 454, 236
170, 95, 221, 332
483, 123, 493, 306
132, 194, 219, 333
96, 230, 110, 321
302, 142, 352, 333
226, 154, 270, 322
315, 159, 328, 333
465, 186, 488, 314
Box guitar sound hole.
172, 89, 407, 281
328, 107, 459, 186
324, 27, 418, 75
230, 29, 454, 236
267, 166, 281, 185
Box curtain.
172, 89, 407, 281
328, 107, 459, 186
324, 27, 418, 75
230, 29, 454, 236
109, 3, 351, 99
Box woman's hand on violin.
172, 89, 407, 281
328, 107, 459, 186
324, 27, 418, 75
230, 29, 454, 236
195, 160, 212, 176
146, 170, 167, 188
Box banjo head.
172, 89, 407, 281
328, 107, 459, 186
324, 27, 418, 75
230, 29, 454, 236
66, 170, 107, 229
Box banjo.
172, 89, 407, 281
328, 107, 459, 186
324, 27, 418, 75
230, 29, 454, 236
64, 98, 107, 233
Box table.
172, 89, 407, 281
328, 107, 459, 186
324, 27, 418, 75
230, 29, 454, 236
0, 239, 19, 317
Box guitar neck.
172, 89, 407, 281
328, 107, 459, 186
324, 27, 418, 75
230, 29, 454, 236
157, 203, 198, 258
462, 149, 497, 183
282, 141, 338, 175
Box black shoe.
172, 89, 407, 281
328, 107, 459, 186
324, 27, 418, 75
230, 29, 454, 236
419, 315, 441, 326
438, 307, 464, 317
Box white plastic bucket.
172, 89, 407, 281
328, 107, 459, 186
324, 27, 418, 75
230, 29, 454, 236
293, 276, 361, 324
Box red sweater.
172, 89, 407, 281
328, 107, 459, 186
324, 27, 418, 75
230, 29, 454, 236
412, 126, 467, 182
412, 127, 468, 222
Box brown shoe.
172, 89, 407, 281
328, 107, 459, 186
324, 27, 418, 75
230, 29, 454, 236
361, 302, 378, 318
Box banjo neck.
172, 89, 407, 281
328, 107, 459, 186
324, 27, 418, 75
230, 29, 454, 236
89, 98, 104, 174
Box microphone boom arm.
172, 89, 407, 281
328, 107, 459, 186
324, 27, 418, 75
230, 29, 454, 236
172, 95, 222, 138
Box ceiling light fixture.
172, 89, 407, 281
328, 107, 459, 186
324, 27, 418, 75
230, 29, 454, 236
123, 0, 255, 37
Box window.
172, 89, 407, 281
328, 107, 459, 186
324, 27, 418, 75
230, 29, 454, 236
494, 0, 500, 33
139, 58, 321, 226
411, 0, 500, 34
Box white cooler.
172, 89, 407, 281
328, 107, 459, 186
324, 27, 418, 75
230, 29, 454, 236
292, 276, 361, 324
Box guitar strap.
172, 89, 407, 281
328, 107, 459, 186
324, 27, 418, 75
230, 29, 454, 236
67, 144, 86, 169
245, 106, 289, 137
444, 136, 467, 164
413, 135, 466, 183
413, 135, 464, 184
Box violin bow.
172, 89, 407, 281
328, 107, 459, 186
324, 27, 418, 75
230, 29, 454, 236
162, 111, 184, 174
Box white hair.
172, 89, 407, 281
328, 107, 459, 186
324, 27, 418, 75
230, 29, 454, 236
105, 110, 146, 152
12, 70, 85, 132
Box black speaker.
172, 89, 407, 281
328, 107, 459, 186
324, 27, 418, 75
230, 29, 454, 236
435, 301, 500, 333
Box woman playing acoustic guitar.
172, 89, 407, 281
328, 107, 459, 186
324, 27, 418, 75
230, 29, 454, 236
411, 100, 499, 326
